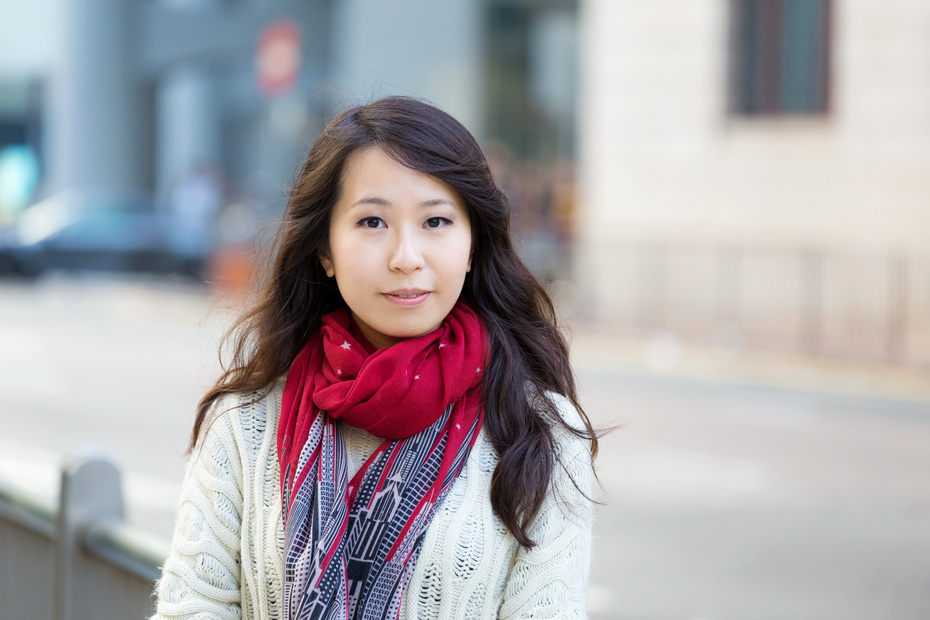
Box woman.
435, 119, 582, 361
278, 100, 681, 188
154, 97, 599, 619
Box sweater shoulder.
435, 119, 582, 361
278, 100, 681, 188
532, 390, 594, 462
536, 391, 598, 509
193, 381, 286, 454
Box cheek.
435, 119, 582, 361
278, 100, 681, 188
444, 239, 474, 279
328, 234, 358, 271
331, 240, 383, 286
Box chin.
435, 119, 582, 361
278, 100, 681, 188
386, 322, 441, 341
394, 327, 435, 340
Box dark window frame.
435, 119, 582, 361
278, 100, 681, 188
729, 0, 833, 117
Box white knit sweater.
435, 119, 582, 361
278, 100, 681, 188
153, 382, 595, 619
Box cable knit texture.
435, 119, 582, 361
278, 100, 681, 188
153, 381, 595, 619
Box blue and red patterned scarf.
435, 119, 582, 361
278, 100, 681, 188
277, 302, 486, 620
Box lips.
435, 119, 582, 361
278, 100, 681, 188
384, 289, 430, 307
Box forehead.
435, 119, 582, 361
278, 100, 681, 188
338, 146, 466, 210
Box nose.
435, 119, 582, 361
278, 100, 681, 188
388, 227, 425, 273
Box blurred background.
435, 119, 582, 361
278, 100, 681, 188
1, 0, 929, 618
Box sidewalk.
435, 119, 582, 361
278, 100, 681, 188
568, 326, 930, 407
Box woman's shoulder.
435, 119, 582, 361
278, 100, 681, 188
193, 379, 287, 455
541, 390, 585, 428
534, 390, 598, 496
527, 388, 589, 444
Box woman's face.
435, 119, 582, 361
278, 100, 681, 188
322, 146, 473, 349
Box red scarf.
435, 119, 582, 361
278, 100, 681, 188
277, 301, 486, 619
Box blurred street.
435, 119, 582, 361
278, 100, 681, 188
1, 277, 929, 619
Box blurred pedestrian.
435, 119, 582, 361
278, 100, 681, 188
153, 97, 600, 619
169, 164, 225, 257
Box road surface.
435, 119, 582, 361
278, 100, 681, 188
1, 275, 928, 619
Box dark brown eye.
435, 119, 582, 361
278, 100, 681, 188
426, 217, 450, 228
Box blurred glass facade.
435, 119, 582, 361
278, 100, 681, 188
486, 0, 577, 162
0, 0, 581, 284
0, 80, 43, 221
0, 0, 578, 199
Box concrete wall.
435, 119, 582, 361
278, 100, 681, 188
578, 0, 930, 327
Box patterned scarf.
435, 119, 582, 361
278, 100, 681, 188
277, 302, 487, 620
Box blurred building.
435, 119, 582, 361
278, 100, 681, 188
0, 1, 46, 223
577, 0, 930, 363
0, 0, 576, 210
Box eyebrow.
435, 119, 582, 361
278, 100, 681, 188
351, 197, 456, 208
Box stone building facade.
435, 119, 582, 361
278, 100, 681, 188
576, 0, 930, 362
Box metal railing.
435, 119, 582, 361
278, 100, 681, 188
0, 448, 170, 620
585, 242, 930, 364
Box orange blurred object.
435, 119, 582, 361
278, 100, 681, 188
209, 243, 254, 295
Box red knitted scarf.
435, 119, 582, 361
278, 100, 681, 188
277, 302, 486, 620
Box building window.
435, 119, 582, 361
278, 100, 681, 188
731, 0, 832, 115
485, 0, 577, 162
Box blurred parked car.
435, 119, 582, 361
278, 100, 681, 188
0, 187, 212, 279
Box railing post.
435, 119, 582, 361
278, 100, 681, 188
800, 247, 823, 354
714, 245, 742, 339
887, 253, 908, 362
637, 242, 667, 331
53, 448, 125, 620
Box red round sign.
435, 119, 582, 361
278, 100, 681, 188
256, 20, 302, 97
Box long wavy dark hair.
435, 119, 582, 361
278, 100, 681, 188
191, 96, 598, 548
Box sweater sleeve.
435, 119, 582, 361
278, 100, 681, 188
152, 404, 246, 620
498, 397, 596, 620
